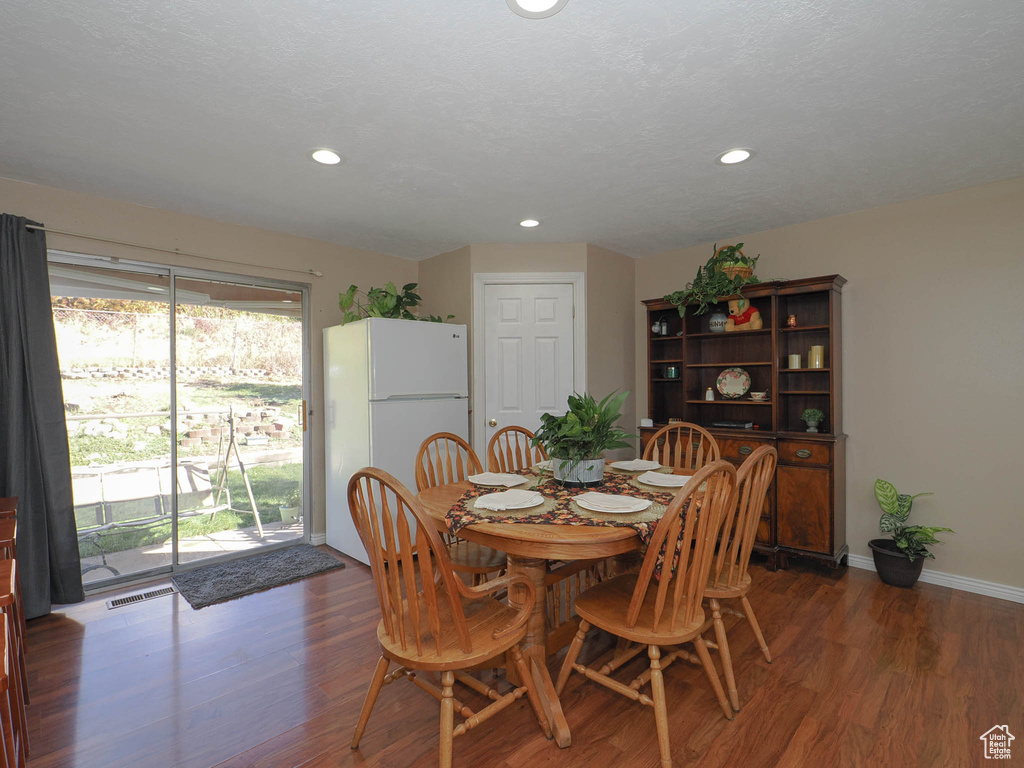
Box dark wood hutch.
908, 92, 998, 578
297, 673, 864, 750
641, 275, 847, 569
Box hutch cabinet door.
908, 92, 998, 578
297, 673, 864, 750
776, 464, 831, 554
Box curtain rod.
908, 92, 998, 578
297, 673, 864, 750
23, 223, 324, 278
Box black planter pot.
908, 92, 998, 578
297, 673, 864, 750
868, 539, 925, 588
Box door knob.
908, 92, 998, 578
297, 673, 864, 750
488, 419, 498, 427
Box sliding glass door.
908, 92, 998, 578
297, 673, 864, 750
49, 254, 309, 588
173, 276, 305, 564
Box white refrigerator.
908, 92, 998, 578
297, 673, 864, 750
323, 318, 469, 564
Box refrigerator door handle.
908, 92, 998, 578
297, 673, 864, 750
383, 393, 464, 401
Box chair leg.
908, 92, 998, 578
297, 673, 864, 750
710, 598, 739, 712
351, 655, 390, 749
439, 670, 455, 768
740, 595, 772, 663
647, 645, 672, 768
511, 645, 553, 739
693, 636, 733, 721
555, 620, 590, 695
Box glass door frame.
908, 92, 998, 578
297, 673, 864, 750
49, 250, 313, 592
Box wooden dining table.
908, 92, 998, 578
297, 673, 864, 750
417, 479, 651, 748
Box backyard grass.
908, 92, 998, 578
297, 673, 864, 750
77, 462, 303, 557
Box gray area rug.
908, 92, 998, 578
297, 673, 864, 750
172, 544, 345, 609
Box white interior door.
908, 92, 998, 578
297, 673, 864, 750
482, 283, 575, 448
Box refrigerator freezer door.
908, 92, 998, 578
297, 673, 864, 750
367, 319, 468, 401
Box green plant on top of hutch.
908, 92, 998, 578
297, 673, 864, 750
531, 391, 634, 487
663, 243, 762, 317
869, 479, 953, 588
642, 274, 846, 570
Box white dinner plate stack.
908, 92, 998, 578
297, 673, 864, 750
468, 472, 528, 487
473, 489, 544, 511
573, 492, 652, 514
636, 471, 692, 488
609, 459, 663, 472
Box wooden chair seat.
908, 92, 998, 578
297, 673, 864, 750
445, 540, 507, 575
574, 573, 707, 646
704, 570, 752, 600
378, 590, 522, 670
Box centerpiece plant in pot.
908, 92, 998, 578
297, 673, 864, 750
868, 479, 953, 588
531, 391, 635, 487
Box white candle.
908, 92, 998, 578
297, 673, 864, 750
788, 354, 801, 369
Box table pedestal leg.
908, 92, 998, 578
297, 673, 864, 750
506, 555, 571, 748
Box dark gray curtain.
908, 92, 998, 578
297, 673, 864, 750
0, 214, 84, 618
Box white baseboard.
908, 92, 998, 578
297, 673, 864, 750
309, 532, 326, 546
846, 554, 1024, 604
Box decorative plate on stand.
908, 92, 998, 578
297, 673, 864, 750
716, 367, 751, 399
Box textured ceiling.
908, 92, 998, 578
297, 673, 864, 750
1, 0, 1022, 260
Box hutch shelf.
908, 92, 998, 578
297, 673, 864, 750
641, 275, 847, 570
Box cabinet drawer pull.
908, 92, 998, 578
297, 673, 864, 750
795, 449, 812, 459
738, 446, 752, 455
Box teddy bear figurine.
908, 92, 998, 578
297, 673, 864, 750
724, 297, 762, 331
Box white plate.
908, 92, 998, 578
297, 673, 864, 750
609, 459, 662, 472
473, 489, 544, 511
573, 492, 652, 514
636, 471, 692, 488
468, 472, 528, 488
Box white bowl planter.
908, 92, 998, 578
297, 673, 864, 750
552, 458, 605, 486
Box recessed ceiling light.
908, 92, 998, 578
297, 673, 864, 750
507, 0, 569, 19
520, 219, 540, 228
716, 148, 753, 165
310, 149, 343, 166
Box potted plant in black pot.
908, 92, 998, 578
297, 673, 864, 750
531, 391, 634, 487
869, 479, 953, 588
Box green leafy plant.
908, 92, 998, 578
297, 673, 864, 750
338, 282, 454, 325
801, 408, 825, 424
874, 479, 952, 562
531, 391, 635, 472
663, 243, 761, 316
282, 490, 302, 509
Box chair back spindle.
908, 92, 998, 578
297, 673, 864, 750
349, 468, 473, 657
711, 446, 777, 590
487, 426, 547, 473
642, 423, 720, 471
415, 433, 484, 491
627, 460, 737, 635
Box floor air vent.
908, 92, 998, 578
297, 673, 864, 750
107, 585, 177, 610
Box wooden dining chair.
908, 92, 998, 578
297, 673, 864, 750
555, 460, 739, 768
415, 433, 506, 580
486, 426, 546, 473
347, 468, 551, 768
704, 445, 777, 712
642, 422, 720, 471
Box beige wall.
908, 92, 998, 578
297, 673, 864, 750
0, 176, 417, 537
416, 242, 637, 454
586, 245, 637, 456
635, 176, 1024, 589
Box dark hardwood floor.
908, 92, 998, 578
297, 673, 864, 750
24, 551, 1023, 767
